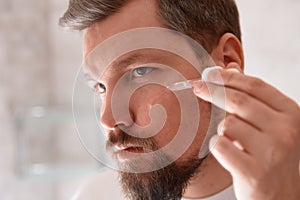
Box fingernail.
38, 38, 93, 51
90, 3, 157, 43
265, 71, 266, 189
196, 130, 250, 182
233, 141, 244, 151
202, 66, 223, 81
209, 135, 219, 152
227, 68, 241, 73
193, 81, 204, 94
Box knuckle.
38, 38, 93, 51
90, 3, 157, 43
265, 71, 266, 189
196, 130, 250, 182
264, 147, 289, 170
265, 126, 299, 164
249, 77, 264, 89
215, 137, 228, 150
230, 91, 248, 108
277, 94, 295, 111
249, 167, 270, 187
244, 161, 268, 186
223, 115, 237, 130
251, 167, 265, 181
247, 78, 264, 93
282, 126, 300, 148
225, 71, 235, 84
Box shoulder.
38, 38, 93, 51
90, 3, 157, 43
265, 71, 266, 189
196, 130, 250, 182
71, 169, 124, 200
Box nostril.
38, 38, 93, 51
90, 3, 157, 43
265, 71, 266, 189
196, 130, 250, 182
114, 119, 133, 128
100, 114, 134, 130
113, 110, 135, 128
100, 101, 135, 130
114, 122, 126, 129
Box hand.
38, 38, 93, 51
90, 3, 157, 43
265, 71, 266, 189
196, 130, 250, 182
193, 67, 300, 200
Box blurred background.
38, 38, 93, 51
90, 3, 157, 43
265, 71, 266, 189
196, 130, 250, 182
0, 0, 299, 199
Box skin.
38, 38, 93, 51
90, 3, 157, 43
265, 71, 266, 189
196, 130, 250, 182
83, 0, 300, 199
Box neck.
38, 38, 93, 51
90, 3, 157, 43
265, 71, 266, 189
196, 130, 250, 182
183, 154, 232, 199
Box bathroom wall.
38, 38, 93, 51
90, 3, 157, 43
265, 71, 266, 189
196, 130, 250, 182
238, 0, 300, 101
0, 0, 299, 199
1, 0, 98, 199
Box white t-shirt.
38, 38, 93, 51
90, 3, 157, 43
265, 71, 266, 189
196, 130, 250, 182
72, 169, 236, 200
182, 186, 236, 200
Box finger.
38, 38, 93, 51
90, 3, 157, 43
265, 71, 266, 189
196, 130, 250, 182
194, 81, 278, 131
209, 135, 251, 176
202, 67, 295, 112
218, 115, 264, 155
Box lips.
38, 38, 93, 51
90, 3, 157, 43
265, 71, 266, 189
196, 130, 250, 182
113, 143, 147, 162
114, 144, 145, 153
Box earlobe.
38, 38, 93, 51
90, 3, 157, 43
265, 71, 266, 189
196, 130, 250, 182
211, 33, 244, 72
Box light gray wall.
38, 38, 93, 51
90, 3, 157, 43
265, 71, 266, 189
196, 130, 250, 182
0, 0, 299, 199
237, 0, 300, 102
1, 0, 96, 200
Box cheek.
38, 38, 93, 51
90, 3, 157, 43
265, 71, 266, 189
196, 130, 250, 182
129, 85, 181, 145
188, 99, 211, 151
173, 99, 212, 163
129, 84, 213, 157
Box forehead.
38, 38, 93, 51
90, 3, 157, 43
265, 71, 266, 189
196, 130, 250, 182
87, 50, 166, 79
83, 0, 162, 59
83, 26, 213, 82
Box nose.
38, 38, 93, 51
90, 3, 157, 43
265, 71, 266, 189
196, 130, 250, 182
100, 94, 134, 131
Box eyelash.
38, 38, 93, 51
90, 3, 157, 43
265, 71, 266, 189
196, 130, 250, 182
86, 80, 105, 94
94, 82, 106, 94
88, 66, 154, 94
131, 66, 154, 78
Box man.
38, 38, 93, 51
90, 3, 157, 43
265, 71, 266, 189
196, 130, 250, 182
60, 0, 300, 199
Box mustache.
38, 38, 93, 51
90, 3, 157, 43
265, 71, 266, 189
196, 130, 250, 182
106, 129, 158, 152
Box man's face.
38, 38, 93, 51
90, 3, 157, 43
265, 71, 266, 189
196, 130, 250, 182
83, 0, 213, 199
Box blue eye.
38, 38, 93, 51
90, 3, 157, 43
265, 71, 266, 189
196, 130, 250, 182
132, 67, 153, 77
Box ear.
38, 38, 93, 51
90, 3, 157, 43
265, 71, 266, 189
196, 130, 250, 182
210, 33, 244, 72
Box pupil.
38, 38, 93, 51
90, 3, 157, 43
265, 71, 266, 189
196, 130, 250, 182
137, 68, 146, 75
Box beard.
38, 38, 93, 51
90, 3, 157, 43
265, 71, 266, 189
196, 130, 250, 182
120, 157, 203, 200
106, 129, 204, 200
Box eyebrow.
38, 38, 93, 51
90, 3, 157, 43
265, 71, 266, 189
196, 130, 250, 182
84, 52, 163, 81
111, 53, 155, 71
